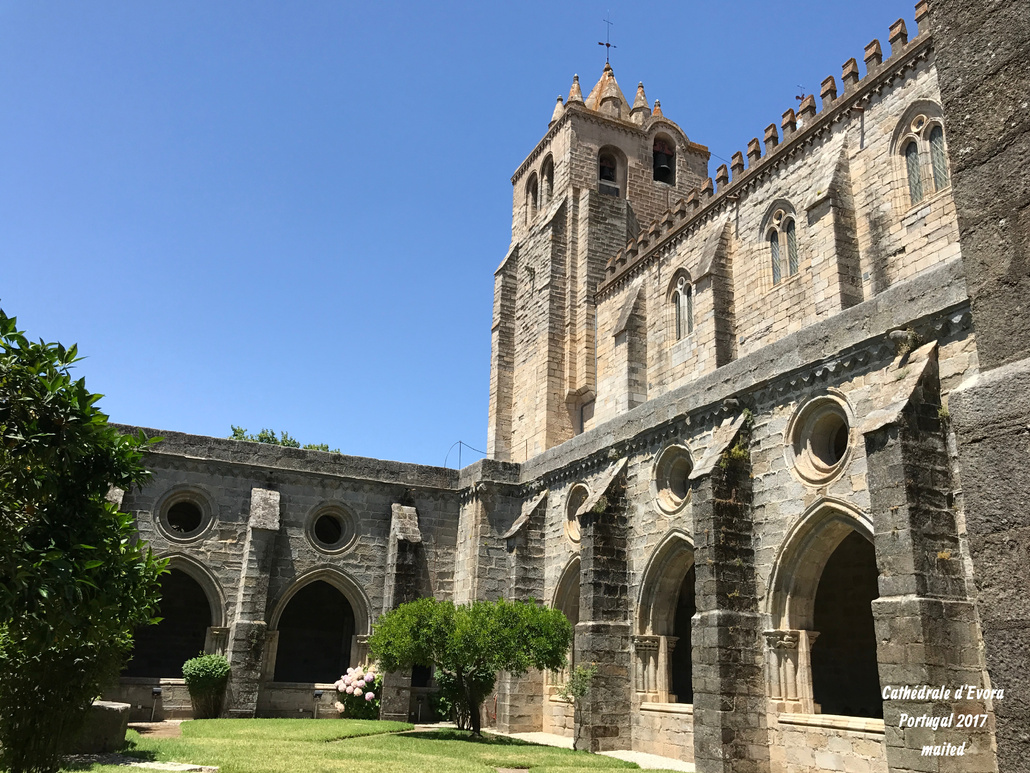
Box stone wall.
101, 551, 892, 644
589, 29, 961, 430
108, 431, 461, 719
932, 0, 1030, 769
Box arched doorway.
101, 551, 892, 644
124, 568, 213, 678
550, 556, 580, 687
811, 531, 881, 717
766, 501, 882, 717
636, 530, 694, 703
670, 565, 695, 703
273, 581, 354, 683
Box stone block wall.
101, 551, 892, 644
558, 26, 965, 440
109, 430, 461, 719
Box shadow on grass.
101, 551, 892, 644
62, 742, 158, 771
398, 729, 532, 745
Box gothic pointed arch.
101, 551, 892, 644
269, 566, 371, 636
766, 498, 873, 631
124, 554, 227, 678
547, 554, 581, 692
269, 567, 372, 684
552, 554, 581, 625
634, 529, 695, 703
636, 529, 694, 635
163, 552, 227, 627
764, 499, 881, 718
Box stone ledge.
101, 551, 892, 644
639, 702, 693, 715
777, 712, 885, 734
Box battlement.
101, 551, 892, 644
598, 2, 933, 297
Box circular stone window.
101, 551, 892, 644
565, 484, 589, 545
306, 507, 356, 553
652, 444, 693, 514
155, 491, 212, 542
787, 395, 853, 485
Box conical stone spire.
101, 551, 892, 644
550, 95, 565, 126
653, 99, 664, 118
568, 74, 584, 104
631, 82, 651, 124
633, 82, 648, 111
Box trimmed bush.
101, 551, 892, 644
182, 653, 230, 719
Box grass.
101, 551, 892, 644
60, 719, 687, 773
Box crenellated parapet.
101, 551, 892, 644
598, 1, 935, 299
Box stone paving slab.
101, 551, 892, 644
64, 753, 216, 772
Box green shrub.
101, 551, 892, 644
182, 653, 230, 719
0, 309, 165, 773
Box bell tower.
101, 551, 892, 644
488, 65, 710, 463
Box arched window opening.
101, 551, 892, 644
929, 125, 949, 191
274, 581, 354, 683
670, 565, 695, 703
905, 140, 923, 205
541, 157, 554, 207
896, 109, 951, 208
811, 532, 882, 718
124, 569, 211, 678
769, 230, 782, 285
786, 220, 799, 276
598, 151, 620, 197
671, 275, 693, 340
653, 136, 675, 185
766, 207, 800, 286
526, 174, 539, 223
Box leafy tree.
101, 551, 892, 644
369, 597, 572, 736
0, 309, 165, 773
229, 425, 339, 453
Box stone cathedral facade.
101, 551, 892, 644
106, 3, 1008, 772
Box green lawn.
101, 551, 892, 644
61, 720, 684, 773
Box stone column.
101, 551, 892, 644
575, 464, 632, 752
689, 416, 770, 773
224, 487, 280, 718
495, 490, 547, 733
863, 353, 997, 772
931, 3, 1030, 768
379, 503, 424, 723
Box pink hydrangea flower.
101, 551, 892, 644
365, 692, 375, 701
354, 689, 363, 697
346, 686, 355, 694
365, 671, 376, 681
334, 701, 345, 713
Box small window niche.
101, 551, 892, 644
526, 173, 539, 223
598, 147, 623, 198
541, 155, 554, 208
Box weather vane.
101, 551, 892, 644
598, 11, 616, 64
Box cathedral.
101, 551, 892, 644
105, 2, 1024, 771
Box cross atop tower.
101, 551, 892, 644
598, 12, 616, 65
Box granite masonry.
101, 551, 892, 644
104, 3, 1019, 771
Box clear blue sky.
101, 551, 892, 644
1, 0, 917, 467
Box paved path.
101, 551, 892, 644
500, 730, 695, 771
129, 721, 185, 739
